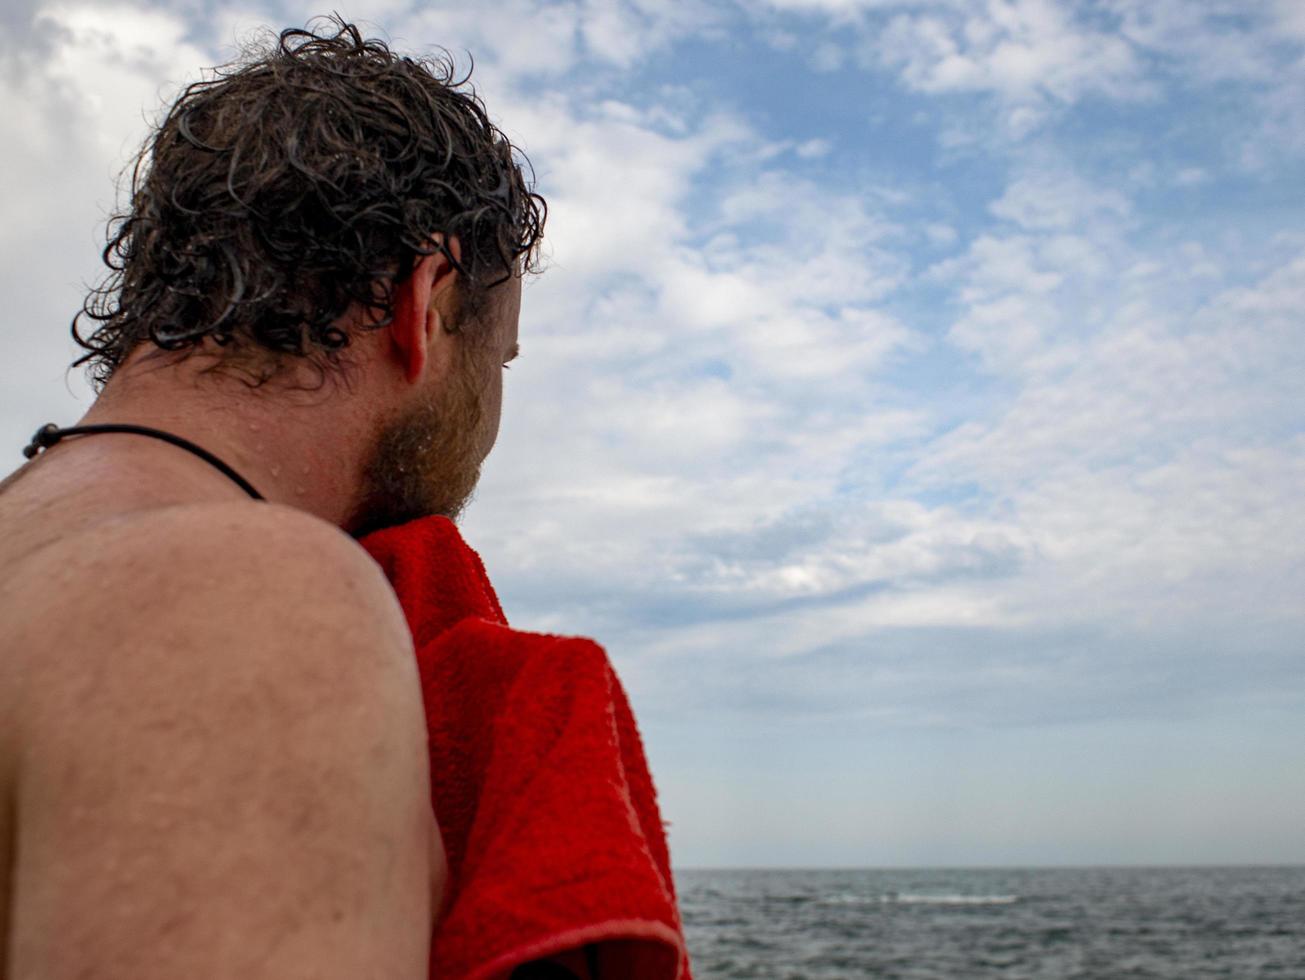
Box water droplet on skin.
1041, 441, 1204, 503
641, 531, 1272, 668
270, 464, 281, 478
248, 422, 261, 432
295, 486, 308, 496
300, 463, 311, 475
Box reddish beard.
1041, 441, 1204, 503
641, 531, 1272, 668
348, 347, 489, 537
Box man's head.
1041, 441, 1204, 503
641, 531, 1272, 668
72, 16, 545, 529
350, 262, 522, 535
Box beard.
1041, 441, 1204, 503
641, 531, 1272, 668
347, 349, 488, 538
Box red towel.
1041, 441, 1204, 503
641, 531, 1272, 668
359, 515, 692, 980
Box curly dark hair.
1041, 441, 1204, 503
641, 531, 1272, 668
72, 15, 546, 389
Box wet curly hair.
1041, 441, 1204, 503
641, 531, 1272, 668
72, 15, 546, 389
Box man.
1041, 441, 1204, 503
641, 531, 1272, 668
0, 18, 566, 979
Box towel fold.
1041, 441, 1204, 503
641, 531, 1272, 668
360, 516, 691, 980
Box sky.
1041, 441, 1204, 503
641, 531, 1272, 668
2, 0, 1303, 868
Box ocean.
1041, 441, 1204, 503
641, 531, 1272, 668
677, 866, 1305, 978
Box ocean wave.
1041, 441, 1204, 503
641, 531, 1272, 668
820, 893, 1019, 906
896, 893, 1019, 906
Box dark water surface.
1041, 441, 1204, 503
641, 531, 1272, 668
677, 866, 1305, 979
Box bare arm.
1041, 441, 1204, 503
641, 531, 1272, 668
7, 504, 435, 980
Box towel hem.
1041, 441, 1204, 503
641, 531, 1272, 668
461, 918, 688, 980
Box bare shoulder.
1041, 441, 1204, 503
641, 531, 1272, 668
15, 500, 413, 678
93, 500, 404, 631
6, 502, 434, 980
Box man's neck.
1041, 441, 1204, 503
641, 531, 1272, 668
77, 348, 387, 529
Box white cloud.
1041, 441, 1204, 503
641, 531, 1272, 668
1107, 0, 1283, 85
1174, 166, 1209, 187
809, 40, 844, 71
869, 0, 1152, 124
921, 165, 1138, 373
393, 0, 719, 85
579, 0, 722, 67
988, 171, 1131, 230
508, 100, 750, 279
1101, 0, 1305, 168
398, 1, 584, 83
795, 136, 833, 158
761, 0, 910, 18
924, 222, 958, 247
753, 0, 1305, 157
37, 3, 208, 151
914, 223, 1305, 632
1273, 0, 1305, 39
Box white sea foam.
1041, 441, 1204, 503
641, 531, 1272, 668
820, 893, 1019, 906
895, 894, 1019, 906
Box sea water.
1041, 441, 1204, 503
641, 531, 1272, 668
677, 866, 1305, 978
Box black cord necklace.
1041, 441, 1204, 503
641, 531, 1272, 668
23, 422, 265, 501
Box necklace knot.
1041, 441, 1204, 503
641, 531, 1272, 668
22, 423, 62, 459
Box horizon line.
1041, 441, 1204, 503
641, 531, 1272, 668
673, 861, 1305, 872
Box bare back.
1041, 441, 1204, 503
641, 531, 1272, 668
0, 449, 443, 980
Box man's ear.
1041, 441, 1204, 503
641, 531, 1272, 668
389, 236, 463, 385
